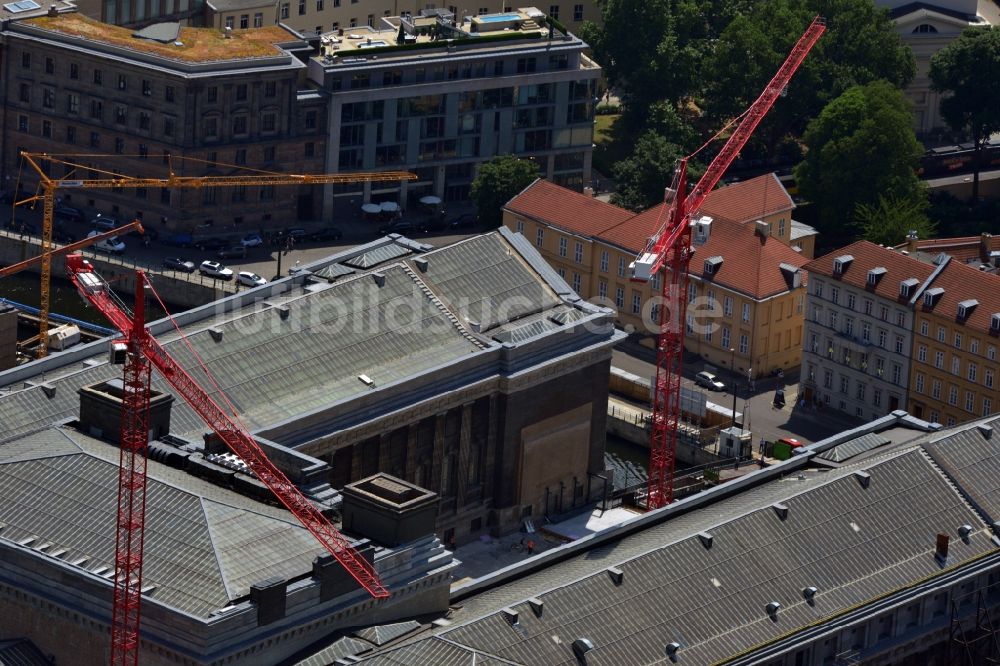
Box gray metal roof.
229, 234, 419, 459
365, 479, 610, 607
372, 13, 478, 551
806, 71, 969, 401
922, 417, 1000, 523
0, 638, 50, 666
361, 636, 514, 665
344, 244, 412, 269
489, 306, 584, 345
312, 263, 357, 281
0, 428, 326, 618
294, 636, 374, 666
816, 432, 891, 463
354, 620, 422, 646
416, 235, 561, 332
364, 448, 994, 664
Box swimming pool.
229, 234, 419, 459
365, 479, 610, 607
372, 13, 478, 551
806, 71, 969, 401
357, 40, 389, 48
477, 12, 521, 22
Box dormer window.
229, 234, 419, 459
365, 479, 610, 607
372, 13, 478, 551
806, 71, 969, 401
957, 299, 979, 320
991, 313, 1000, 333
832, 254, 854, 276
923, 287, 944, 308
899, 278, 918, 298
703, 256, 723, 277
867, 267, 886, 286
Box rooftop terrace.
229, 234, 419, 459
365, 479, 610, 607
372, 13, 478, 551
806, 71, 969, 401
23, 13, 291, 62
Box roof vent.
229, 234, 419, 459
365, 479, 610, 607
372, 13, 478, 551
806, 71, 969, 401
500, 608, 519, 625
372, 272, 386, 287
978, 424, 994, 440
754, 220, 770, 238
959, 524, 974, 542
853, 470, 871, 488
414, 257, 429, 273
923, 287, 944, 308
958, 299, 978, 320
802, 586, 818, 603
358, 374, 375, 387
703, 256, 723, 276
832, 254, 853, 275
273, 304, 290, 320
40, 383, 56, 399
666, 642, 681, 661
606, 566, 624, 585
899, 278, 918, 298
772, 502, 789, 521
697, 531, 713, 549
528, 597, 544, 617
571, 638, 595, 660
765, 601, 781, 619
867, 267, 886, 286
208, 327, 224, 342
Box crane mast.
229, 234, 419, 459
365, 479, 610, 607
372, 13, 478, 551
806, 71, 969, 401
632, 16, 826, 509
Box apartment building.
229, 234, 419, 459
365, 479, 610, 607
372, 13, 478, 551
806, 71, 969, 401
909, 257, 1000, 426
801, 241, 936, 421
307, 9, 600, 213
0, 12, 327, 235
503, 177, 810, 377
894, 230, 1000, 267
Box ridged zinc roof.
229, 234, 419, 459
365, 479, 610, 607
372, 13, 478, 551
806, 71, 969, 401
364, 447, 995, 664
922, 416, 1000, 523
0, 428, 325, 618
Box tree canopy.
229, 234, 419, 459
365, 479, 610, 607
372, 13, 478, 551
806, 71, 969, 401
794, 80, 926, 233
610, 131, 689, 211
930, 25, 1000, 200
855, 194, 935, 247
470, 155, 540, 227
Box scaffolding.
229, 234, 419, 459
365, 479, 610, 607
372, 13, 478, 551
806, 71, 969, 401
949, 590, 1000, 665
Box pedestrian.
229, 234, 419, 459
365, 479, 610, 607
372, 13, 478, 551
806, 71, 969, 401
526, 539, 535, 555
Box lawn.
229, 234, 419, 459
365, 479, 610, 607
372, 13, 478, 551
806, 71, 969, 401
593, 114, 630, 176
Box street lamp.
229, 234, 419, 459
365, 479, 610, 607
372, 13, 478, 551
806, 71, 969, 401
730, 348, 738, 429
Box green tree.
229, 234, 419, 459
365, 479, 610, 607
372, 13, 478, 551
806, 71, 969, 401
470, 155, 540, 227
794, 80, 925, 233
854, 194, 935, 246
930, 26, 1000, 201
610, 131, 688, 211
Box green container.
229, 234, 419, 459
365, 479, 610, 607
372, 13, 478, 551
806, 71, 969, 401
772, 441, 793, 461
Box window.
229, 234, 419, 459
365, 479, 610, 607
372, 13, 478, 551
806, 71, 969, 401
874, 389, 882, 407
742, 303, 750, 323
117, 74, 127, 91
618, 257, 626, 277
598, 280, 607, 298
813, 281, 823, 297
986, 369, 994, 389
847, 293, 856, 310
262, 113, 276, 132
573, 273, 582, 293
42, 89, 54, 109
515, 219, 524, 234
990, 345, 997, 361
45, 57, 54, 74
207, 87, 218, 103
89, 131, 99, 147
875, 358, 885, 377
931, 379, 941, 400
949, 385, 958, 406
41, 120, 51, 138
985, 398, 993, 417
69, 62, 79, 80
232, 115, 248, 135
549, 4, 559, 19
840, 375, 850, 394
828, 311, 838, 329
823, 370, 833, 389
600, 250, 608, 272
254, 12, 263, 27
240, 13, 249, 28
298, 0, 305, 14
952, 355, 960, 375
955, 332, 963, 349
516, 57, 537, 73
165, 86, 175, 102
935, 351, 944, 369
203, 117, 218, 138
864, 299, 873, 316
18, 83, 29, 103
225, 15, 234, 29
163, 118, 175, 137
66, 125, 76, 144
305, 111, 317, 129
280, 2, 289, 18
915, 373, 925, 394
615, 287, 624, 309
862, 323, 871, 343
855, 381, 866, 400
937, 326, 946, 342
704, 327, 713, 343
139, 111, 150, 130
264, 81, 276, 98
971, 338, 980, 355
920, 320, 929, 336
929, 409, 939, 424
845, 318, 854, 336
93, 68, 103, 85
535, 228, 544, 247
917, 345, 927, 362
115, 105, 127, 125
830, 287, 839, 304
90, 100, 103, 119
966, 391, 975, 413
878, 329, 887, 348
21, 51, 30, 69
896, 312, 906, 328
316, 0, 323, 8
721, 327, 730, 350
739, 334, 748, 354
114, 137, 125, 154
558, 237, 567, 257
142, 79, 152, 96
235, 148, 246, 165
573, 3, 583, 20
688, 282, 696, 303
631, 291, 641, 315
895, 336, 904, 354
236, 84, 248, 101
574, 242, 583, 264
891, 364, 901, 385
367, 13, 374, 26
723, 296, 733, 317
880, 305, 889, 321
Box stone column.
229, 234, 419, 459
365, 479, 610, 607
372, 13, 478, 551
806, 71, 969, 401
483, 395, 498, 498
349, 443, 362, 483
430, 413, 445, 492
457, 402, 473, 507
405, 423, 418, 483
377, 433, 391, 474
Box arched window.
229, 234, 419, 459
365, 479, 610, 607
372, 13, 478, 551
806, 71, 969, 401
912, 24, 938, 34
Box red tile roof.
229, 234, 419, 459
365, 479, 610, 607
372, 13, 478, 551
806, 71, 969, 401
804, 240, 935, 303
684, 216, 810, 299
504, 179, 633, 237
696, 173, 794, 224
892, 233, 1000, 265
917, 259, 1000, 335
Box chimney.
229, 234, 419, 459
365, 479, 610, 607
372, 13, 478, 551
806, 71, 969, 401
754, 220, 770, 239
906, 229, 920, 253
982, 233, 994, 262
47, 3, 58, 16
935, 533, 950, 562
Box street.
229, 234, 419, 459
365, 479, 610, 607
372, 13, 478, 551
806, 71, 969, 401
611, 337, 865, 446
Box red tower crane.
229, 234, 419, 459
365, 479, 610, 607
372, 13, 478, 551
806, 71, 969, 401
65, 256, 388, 666
631, 16, 826, 509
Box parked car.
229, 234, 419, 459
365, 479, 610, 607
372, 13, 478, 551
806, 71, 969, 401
199, 260, 233, 279
449, 213, 477, 230
237, 271, 267, 287
196, 237, 228, 251
241, 233, 263, 248
218, 245, 247, 259
308, 227, 343, 242
695, 371, 725, 392
162, 233, 194, 248
87, 231, 125, 254
54, 205, 85, 223
53, 228, 76, 244
89, 214, 120, 232
162, 257, 196, 273
379, 221, 420, 236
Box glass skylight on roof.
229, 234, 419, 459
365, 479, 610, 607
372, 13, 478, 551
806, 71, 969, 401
4, 0, 41, 13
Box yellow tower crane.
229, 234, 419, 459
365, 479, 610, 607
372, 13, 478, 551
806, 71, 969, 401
12, 152, 417, 358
